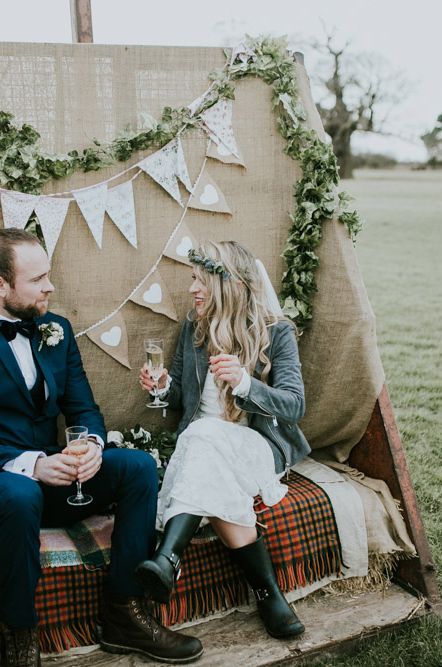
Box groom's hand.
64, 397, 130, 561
63, 440, 103, 484
34, 453, 80, 486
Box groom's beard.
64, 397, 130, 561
3, 294, 50, 320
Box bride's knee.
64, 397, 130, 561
182, 418, 220, 441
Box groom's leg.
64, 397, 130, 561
41, 451, 204, 663
42, 448, 158, 597
96, 448, 158, 597
0, 473, 43, 627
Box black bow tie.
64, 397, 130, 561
0, 319, 36, 342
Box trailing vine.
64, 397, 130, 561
0, 35, 361, 331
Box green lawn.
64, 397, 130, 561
315, 168, 442, 666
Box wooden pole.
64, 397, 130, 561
70, 0, 93, 43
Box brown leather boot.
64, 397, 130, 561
101, 596, 203, 663
1, 626, 40, 667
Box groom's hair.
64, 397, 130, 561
0, 228, 40, 287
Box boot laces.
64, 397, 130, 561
130, 599, 160, 640
3, 627, 38, 666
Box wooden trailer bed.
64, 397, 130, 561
41, 385, 440, 666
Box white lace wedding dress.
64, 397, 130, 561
157, 372, 288, 528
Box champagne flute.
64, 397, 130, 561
144, 339, 168, 409
65, 426, 93, 506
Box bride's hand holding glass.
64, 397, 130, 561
140, 365, 169, 392
142, 338, 169, 409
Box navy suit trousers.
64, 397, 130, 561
0, 448, 158, 628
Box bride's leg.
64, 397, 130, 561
210, 518, 305, 639
209, 517, 257, 548
135, 513, 201, 602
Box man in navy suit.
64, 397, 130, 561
0, 229, 202, 667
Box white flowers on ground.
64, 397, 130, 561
107, 430, 124, 445
149, 447, 162, 468
107, 427, 160, 465
106, 426, 175, 488
38, 322, 64, 351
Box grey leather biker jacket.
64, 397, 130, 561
167, 317, 311, 474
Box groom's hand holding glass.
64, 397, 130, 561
33, 438, 101, 487
63, 437, 102, 484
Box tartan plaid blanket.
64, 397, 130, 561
36, 472, 342, 652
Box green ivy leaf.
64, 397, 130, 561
0, 35, 361, 334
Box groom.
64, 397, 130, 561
0, 229, 202, 666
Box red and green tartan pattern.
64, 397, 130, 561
36, 471, 342, 651
262, 471, 342, 588
35, 566, 106, 652
155, 471, 342, 624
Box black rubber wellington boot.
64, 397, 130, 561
230, 535, 305, 639
135, 513, 201, 603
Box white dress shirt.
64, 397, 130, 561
0, 315, 103, 479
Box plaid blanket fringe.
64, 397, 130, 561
36, 472, 342, 651
39, 620, 97, 654
35, 565, 106, 653
154, 578, 250, 627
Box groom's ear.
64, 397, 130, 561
0, 275, 9, 297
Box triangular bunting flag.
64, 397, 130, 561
34, 197, 70, 260
206, 139, 246, 167
86, 311, 131, 369
163, 222, 197, 266
188, 171, 232, 215
229, 42, 256, 66
138, 138, 192, 206
72, 183, 107, 248
106, 181, 137, 248
0, 191, 38, 229
131, 269, 178, 321
174, 138, 193, 193
188, 91, 208, 117
201, 100, 240, 158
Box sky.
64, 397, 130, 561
0, 0, 440, 161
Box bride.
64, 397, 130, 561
136, 240, 310, 639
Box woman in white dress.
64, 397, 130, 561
136, 241, 310, 639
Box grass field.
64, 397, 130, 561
316, 168, 442, 667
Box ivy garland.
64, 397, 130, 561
0, 35, 361, 331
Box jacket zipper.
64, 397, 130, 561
246, 396, 273, 417
239, 395, 288, 465
189, 345, 203, 423
267, 417, 290, 475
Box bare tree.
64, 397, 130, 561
421, 114, 442, 165
307, 31, 409, 178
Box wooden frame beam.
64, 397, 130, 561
70, 0, 93, 43
349, 384, 440, 603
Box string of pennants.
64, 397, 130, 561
0, 96, 248, 369
0, 99, 244, 258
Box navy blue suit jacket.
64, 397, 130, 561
0, 311, 106, 468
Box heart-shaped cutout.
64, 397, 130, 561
199, 184, 219, 206
100, 326, 122, 347
217, 143, 231, 157
143, 283, 162, 304
176, 235, 193, 257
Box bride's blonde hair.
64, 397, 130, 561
191, 241, 279, 422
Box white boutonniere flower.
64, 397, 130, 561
38, 322, 64, 351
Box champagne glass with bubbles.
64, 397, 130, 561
65, 426, 93, 506
144, 339, 168, 409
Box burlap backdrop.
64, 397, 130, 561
0, 43, 383, 460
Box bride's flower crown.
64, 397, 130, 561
188, 248, 231, 280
